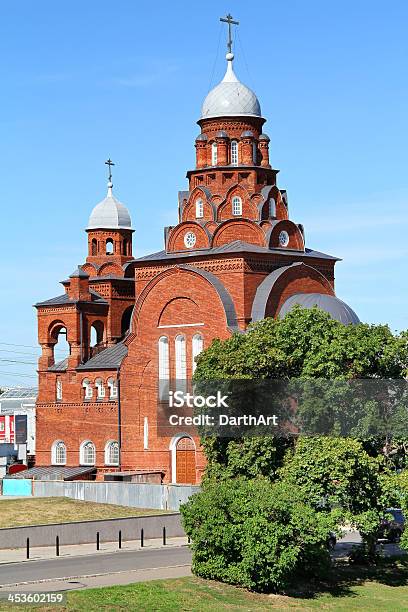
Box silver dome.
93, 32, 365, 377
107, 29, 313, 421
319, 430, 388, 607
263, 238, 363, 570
87, 183, 132, 230
279, 293, 360, 325
201, 53, 261, 120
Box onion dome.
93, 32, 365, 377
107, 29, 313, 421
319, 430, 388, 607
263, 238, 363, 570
87, 182, 132, 230
278, 293, 360, 325
195, 133, 208, 141
259, 133, 270, 141
201, 52, 262, 120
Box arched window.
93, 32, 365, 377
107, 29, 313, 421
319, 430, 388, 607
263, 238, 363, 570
95, 378, 105, 399
231, 140, 239, 165
195, 198, 204, 219
158, 336, 169, 400
90, 321, 104, 347
91, 239, 97, 256
121, 306, 133, 338
80, 440, 96, 466
192, 334, 204, 373
269, 198, 276, 218
106, 239, 114, 255
232, 196, 242, 216
50, 324, 70, 362
82, 378, 93, 400
105, 440, 119, 466
253, 142, 258, 164
123, 239, 128, 256
175, 335, 187, 385
211, 142, 218, 165
51, 440, 66, 465
107, 377, 118, 399
56, 378, 62, 401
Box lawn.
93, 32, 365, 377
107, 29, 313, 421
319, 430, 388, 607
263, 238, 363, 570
0, 497, 168, 528
2, 558, 408, 611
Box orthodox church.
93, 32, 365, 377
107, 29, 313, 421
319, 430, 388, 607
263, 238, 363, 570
34, 25, 359, 484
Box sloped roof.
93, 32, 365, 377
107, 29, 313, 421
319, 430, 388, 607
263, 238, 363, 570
0, 387, 37, 399
35, 290, 108, 307
5, 466, 95, 480
136, 241, 339, 262
77, 341, 128, 371
48, 358, 68, 372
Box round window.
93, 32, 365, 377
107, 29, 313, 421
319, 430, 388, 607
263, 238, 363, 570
184, 231, 197, 248
279, 230, 289, 247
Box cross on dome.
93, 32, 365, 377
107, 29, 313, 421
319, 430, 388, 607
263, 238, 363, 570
200, 15, 262, 120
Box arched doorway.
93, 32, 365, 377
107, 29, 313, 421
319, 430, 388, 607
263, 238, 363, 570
170, 435, 196, 484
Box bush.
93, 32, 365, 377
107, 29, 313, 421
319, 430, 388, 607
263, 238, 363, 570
180, 477, 337, 593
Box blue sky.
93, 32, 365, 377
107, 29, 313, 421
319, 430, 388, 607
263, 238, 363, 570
0, 0, 407, 387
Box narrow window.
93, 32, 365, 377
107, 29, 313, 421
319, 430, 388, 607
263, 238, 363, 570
158, 336, 169, 400
107, 377, 118, 399
105, 440, 119, 465
195, 198, 204, 219
82, 378, 93, 400
232, 196, 242, 216
211, 142, 218, 165
143, 417, 149, 450
253, 142, 258, 165
106, 238, 114, 255
95, 378, 105, 399
52, 441, 66, 465
80, 441, 96, 465
175, 335, 187, 389
56, 378, 62, 401
192, 334, 204, 373
91, 239, 97, 256
231, 140, 238, 165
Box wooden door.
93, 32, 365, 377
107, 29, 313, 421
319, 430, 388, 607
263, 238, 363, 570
176, 437, 196, 484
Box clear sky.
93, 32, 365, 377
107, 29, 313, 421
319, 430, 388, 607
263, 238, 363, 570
1, 0, 407, 387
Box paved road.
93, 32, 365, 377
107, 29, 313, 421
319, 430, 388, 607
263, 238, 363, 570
0, 546, 192, 587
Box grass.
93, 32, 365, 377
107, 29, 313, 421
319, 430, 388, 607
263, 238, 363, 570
0, 497, 168, 528
2, 557, 408, 611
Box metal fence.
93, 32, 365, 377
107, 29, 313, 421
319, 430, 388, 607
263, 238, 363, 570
29, 480, 200, 511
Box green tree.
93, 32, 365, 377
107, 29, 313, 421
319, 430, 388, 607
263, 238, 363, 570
181, 477, 338, 593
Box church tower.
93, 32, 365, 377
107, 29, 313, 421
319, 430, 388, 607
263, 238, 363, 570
34, 16, 359, 484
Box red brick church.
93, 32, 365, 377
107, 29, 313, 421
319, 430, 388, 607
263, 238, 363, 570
34, 27, 358, 484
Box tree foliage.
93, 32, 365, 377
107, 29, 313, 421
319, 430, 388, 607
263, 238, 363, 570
181, 477, 338, 593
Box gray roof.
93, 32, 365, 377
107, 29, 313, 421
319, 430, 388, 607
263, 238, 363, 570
5, 466, 95, 480
0, 387, 37, 399
87, 183, 132, 231
241, 130, 254, 137
135, 241, 339, 263
180, 265, 239, 332
259, 133, 270, 141
35, 290, 108, 308
201, 55, 262, 120
279, 293, 360, 325
69, 266, 89, 279
195, 133, 208, 141
48, 358, 68, 372
77, 341, 128, 370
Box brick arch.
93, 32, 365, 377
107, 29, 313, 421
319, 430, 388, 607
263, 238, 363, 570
181, 187, 216, 223
251, 263, 334, 321
259, 185, 288, 221
81, 263, 98, 277
217, 184, 257, 221
268, 220, 304, 251
98, 262, 124, 276
132, 265, 238, 335
48, 320, 68, 344
212, 218, 266, 248
167, 222, 210, 252
158, 297, 201, 327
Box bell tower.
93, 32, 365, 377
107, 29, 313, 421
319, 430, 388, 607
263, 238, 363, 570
86, 159, 134, 267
